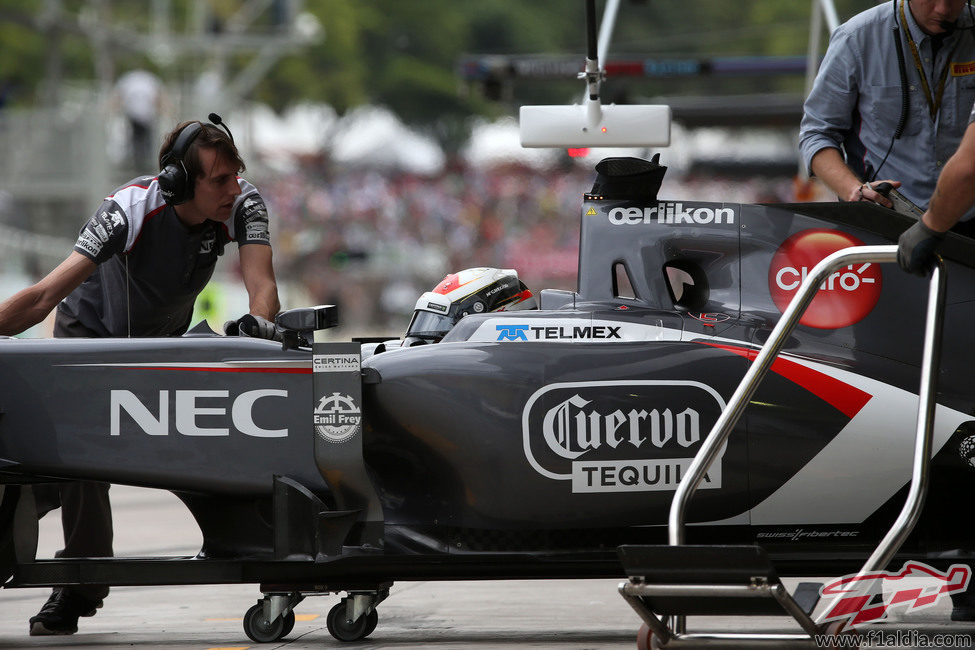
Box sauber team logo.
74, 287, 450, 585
688, 312, 731, 324
199, 230, 216, 253
314, 392, 361, 443
521, 380, 726, 493
769, 229, 882, 329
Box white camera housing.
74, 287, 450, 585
519, 101, 672, 148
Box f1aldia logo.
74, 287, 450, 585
521, 380, 726, 493
314, 391, 361, 443
769, 229, 882, 329
820, 561, 970, 629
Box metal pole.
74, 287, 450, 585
817, 0, 840, 32
814, 258, 947, 625
668, 246, 901, 547
805, 0, 824, 99
864, 259, 945, 572
802, 0, 839, 179
597, 0, 622, 67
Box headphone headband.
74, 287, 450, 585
161, 121, 203, 169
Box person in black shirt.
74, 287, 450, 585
0, 117, 280, 635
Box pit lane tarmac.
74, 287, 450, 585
0, 486, 971, 649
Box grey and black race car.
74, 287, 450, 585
3, 157, 975, 643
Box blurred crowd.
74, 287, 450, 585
255, 155, 804, 333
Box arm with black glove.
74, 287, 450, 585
224, 313, 283, 342
897, 220, 945, 276
898, 122, 975, 274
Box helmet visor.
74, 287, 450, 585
405, 310, 456, 341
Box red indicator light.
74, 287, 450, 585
567, 147, 590, 158
601, 126, 608, 133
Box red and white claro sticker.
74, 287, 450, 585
769, 229, 882, 329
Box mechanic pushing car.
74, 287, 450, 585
0, 115, 280, 635
799, 0, 975, 215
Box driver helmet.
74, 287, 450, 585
404, 267, 537, 345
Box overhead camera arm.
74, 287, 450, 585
582, 0, 602, 101
519, 0, 671, 148
581, 0, 605, 128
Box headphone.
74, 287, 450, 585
157, 113, 235, 206
157, 122, 203, 206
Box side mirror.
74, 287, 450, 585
275, 305, 338, 350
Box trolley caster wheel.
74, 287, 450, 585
280, 610, 296, 638
363, 608, 378, 637
636, 623, 669, 649
636, 622, 659, 650
243, 602, 296, 643
326, 602, 379, 642
819, 620, 859, 650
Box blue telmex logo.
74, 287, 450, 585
496, 324, 529, 341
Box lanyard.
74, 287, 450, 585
899, 0, 958, 119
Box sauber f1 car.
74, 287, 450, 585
2, 157, 975, 644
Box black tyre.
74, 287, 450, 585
243, 602, 292, 643
363, 609, 379, 638
280, 609, 296, 637
326, 601, 376, 642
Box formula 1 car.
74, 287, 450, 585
3, 157, 975, 644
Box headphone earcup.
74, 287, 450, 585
158, 121, 202, 206
157, 161, 192, 205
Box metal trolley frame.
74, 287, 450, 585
619, 246, 948, 649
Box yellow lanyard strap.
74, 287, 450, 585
899, 0, 957, 119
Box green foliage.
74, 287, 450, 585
0, 0, 879, 117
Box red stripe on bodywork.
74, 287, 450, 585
701, 342, 872, 419
122, 366, 311, 374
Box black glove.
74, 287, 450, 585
224, 314, 282, 341
897, 221, 945, 276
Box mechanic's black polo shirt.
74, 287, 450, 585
57, 176, 271, 337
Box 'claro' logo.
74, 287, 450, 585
769, 229, 882, 329
522, 380, 726, 493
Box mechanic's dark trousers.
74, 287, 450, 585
33, 311, 114, 602
35, 481, 113, 601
